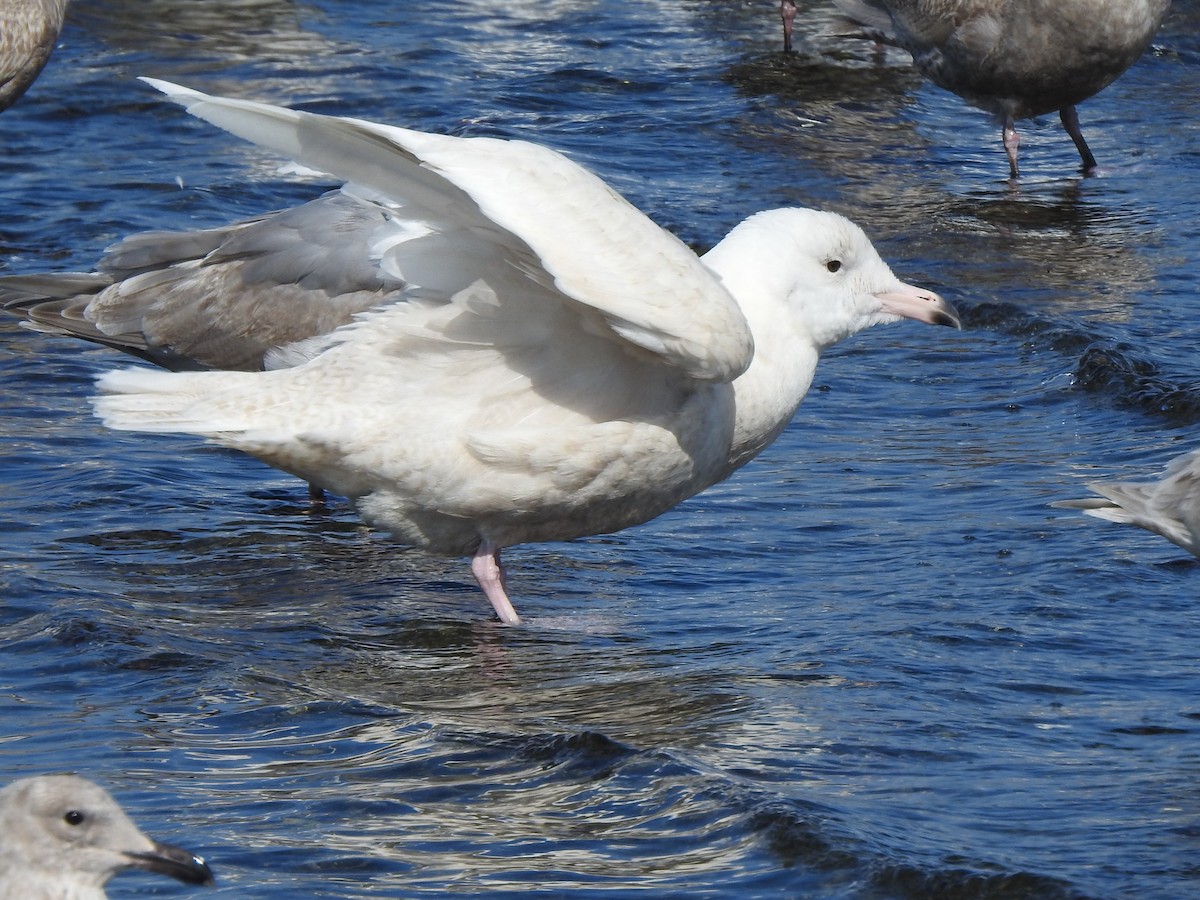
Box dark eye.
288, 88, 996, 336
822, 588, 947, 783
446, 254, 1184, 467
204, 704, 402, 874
825, 259, 843, 273
64, 810, 85, 826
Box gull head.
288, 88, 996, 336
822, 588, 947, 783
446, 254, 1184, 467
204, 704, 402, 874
705, 208, 960, 352
0, 775, 214, 894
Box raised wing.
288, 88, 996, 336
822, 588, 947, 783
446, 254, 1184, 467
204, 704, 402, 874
143, 78, 754, 383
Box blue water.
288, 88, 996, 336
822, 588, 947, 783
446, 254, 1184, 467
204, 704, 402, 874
2, 1, 1199, 897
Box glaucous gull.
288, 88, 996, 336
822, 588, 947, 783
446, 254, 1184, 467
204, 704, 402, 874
1053, 448, 1200, 557
0, 775, 214, 899
829, 0, 1171, 177
6, 80, 960, 624
0, 0, 70, 113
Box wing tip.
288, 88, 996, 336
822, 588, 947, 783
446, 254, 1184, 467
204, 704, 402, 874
138, 76, 209, 108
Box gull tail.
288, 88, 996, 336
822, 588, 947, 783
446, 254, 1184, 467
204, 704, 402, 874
94, 367, 264, 436
96, 367, 339, 499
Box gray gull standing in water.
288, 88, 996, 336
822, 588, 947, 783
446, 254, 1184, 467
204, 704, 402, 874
0, 775, 214, 899
829, 0, 1171, 177
0, 0, 70, 113
1053, 448, 1200, 558
3, 79, 961, 625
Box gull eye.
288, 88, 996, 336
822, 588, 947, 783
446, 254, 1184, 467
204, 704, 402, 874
64, 810, 85, 826
825, 259, 842, 273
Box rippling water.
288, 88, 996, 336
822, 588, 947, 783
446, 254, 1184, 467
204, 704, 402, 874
2, 1, 1200, 897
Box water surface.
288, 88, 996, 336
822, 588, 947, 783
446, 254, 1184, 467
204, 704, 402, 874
2, 1, 1199, 897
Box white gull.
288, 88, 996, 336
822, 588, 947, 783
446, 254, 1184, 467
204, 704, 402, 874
0, 775, 214, 899
8, 79, 961, 624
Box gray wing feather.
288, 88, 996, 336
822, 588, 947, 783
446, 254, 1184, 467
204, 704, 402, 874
1, 190, 404, 371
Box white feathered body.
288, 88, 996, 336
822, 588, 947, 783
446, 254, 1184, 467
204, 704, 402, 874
98, 213, 826, 555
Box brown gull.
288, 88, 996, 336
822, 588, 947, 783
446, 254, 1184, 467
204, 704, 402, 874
0, 0, 69, 113
1053, 448, 1200, 558
0, 775, 214, 899
5, 79, 961, 625
828, 0, 1171, 177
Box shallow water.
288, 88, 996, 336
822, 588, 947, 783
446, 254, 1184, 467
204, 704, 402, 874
2, 1, 1199, 897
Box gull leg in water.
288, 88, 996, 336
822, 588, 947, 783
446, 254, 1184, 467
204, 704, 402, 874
780, 0, 797, 52
472, 541, 520, 625
1004, 107, 1098, 180
1060, 105, 1098, 173
1002, 116, 1021, 178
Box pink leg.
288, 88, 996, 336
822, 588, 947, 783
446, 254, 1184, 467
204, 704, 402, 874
780, 0, 796, 52
471, 540, 522, 625
1002, 116, 1020, 179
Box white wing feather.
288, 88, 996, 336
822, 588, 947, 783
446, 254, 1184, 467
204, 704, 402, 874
140, 78, 753, 383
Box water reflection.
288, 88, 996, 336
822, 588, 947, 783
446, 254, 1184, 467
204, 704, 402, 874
71, 0, 338, 64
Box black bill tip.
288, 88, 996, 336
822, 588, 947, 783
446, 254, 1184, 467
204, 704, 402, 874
127, 841, 215, 887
